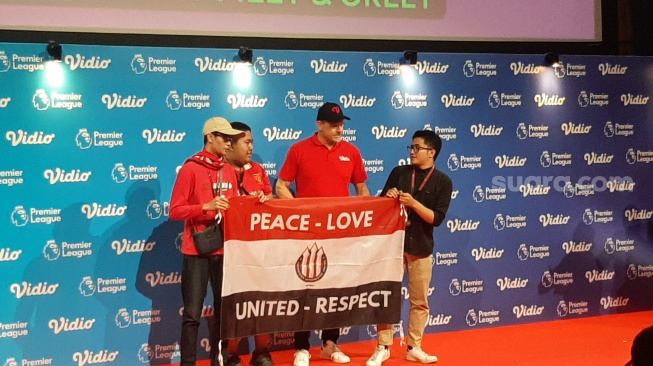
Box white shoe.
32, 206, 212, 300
320, 340, 350, 363
293, 349, 310, 366
366, 345, 390, 366
406, 347, 438, 363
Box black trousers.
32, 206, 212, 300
180, 254, 225, 366
294, 328, 340, 350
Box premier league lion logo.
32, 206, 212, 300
465, 309, 478, 326
541, 271, 553, 288
391, 91, 404, 109
43, 240, 60, 261
563, 182, 575, 199
516, 123, 528, 140
446, 154, 460, 171
166, 91, 182, 111
363, 58, 376, 77
111, 163, 129, 183
626, 148, 637, 165
115, 308, 131, 328
146, 200, 163, 220
448, 278, 461, 296
540, 151, 551, 168
11, 206, 28, 227
463, 60, 475, 78
131, 54, 147, 74
603, 121, 614, 138
578, 91, 590, 107
488, 91, 500, 108
582, 209, 594, 225
79, 276, 96, 296
284, 91, 299, 110
556, 301, 568, 317
32, 89, 50, 111
0, 51, 10, 72
517, 244, 529, 261
253, 57, 268, 76
493, 214, 506, 231
75, 128, 93, 149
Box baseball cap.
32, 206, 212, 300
202, 117, 244, 136
317, 102, 350, 123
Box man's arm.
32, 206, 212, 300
354, 182, 370, 196
275, 177, 295, 199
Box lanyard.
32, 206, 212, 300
410, 165, 435, 195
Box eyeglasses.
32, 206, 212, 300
211, 132, 232, 143
407, 145, 433, 153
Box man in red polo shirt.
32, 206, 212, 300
276, 102, 370, 366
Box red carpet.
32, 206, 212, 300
165, 310, 652, 366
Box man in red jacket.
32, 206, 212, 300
169, 116, 244, 366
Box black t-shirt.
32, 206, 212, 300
380, 165, 453, 256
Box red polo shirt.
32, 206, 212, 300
279, 133, 368, 197
230, 161, 273, 196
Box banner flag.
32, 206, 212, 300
221, 196, 406, 339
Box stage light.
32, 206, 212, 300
544, 52, 561, 68
238, 46, 253, 64
403, 50, 418, 66
46, 41, 62, 62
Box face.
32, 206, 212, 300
227, 130, 253, 166
409, 137, 435, 166
206, 132, 232, 156
317, 120, 344, 146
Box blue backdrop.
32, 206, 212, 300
1, 43, 652, 366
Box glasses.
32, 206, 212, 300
407, 145, 433, 153
211, 132, 232, 143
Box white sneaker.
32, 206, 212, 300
406, 347, 438, 363
320, 340, 350, 363
366, 345, 390, 366
293, 349, 310, 366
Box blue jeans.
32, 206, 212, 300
180, 254, 224, 366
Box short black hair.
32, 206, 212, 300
229, 122, 251, 143
412, 130, 442, 160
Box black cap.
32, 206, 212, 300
317, 102, 350, 123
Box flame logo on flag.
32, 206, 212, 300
295, 243, 328, 282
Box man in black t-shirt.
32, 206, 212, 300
367, 130, 452, 366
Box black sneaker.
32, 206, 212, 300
250, 351, 275, 366
226, 354, 243, 366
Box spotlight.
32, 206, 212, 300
403, 51, 418, 66
544, 52, 561, 68
238, 46, 253, 64
46, 41, 62, 62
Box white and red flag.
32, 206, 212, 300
221, 196, 406, 339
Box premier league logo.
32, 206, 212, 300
472, 186, 484, 203
79, 276, 96, 296
604, 238, 615, 254
32, 89, 50, 111
554, 65, 566, 78
556, 301, 568, 317
253, 57, 268, 76
146, 200, 163, 220
626, 148, 637, 165
563, 182, 575, 198
488, 91, 500, 108
43, 240, 60, 261
604, 121, 614, 137
578, 91, 590, 107
75, 128, 93, 149
448, 278, 461, 296
463, 60, 475, 78
111, 163, 129, 183
540, 151, 551, 167
138, 344, 154, 363
175, 232, 183, 252
363, 58, 376, 77
115, 308, 131, 328
0, 51, 10, 72
390, 91, 404, 109
541, 271, 553, 288
582, 209, 594, 225
493, 214, 505, 231
166, 91, 182, 111
131, 54, 147, 74
516, 123, 528, 140
465, 309, 478, 326
627, 264, 638, 280
517, 244, 529, 261
446, 154, 460, 171
11, 206, 28, 227
366, 325, 378, 338
284, 91, 299, 110
3, 358, 18, 366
